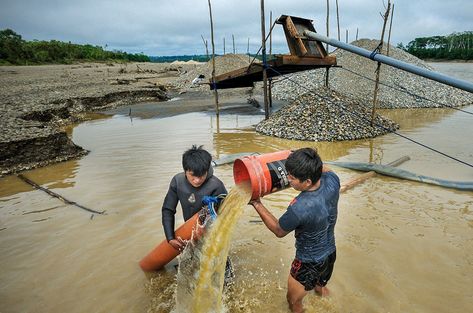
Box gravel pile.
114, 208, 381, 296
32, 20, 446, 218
174, 54, 254, 92
271, 39, 472, 108
256, 87, 399, 141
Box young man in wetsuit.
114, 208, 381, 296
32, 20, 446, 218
162, 145, 227, 252
250, 147, 340, 313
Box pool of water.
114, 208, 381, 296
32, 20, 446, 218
0, 63, 472, 313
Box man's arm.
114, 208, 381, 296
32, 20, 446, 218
250, 200, 289, 238
162, 177, 186, 251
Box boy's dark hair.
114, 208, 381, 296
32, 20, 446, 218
285, 147, 323, 184
182, 145, 212, 176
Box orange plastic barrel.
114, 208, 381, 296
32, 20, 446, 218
233, 150, 292, 200
139, 213, 200, 272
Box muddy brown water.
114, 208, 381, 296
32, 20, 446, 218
1, 63, 472, 313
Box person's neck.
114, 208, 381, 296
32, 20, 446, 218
306, 179, 321, 192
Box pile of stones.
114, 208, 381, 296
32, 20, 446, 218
256, 87, 399, 141
174, 54, 254, 93
271, 39, 472, 108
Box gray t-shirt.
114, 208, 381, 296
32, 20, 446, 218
162, 167, 227, 241
279, 171, 340, 263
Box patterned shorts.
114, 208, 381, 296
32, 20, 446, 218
290, 251, 336, 291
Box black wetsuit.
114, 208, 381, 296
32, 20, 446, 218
162, 167, 227, 241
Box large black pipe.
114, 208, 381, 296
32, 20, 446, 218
304, 30, 473, 94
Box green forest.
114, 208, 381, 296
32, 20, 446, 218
399, 31, 473, 60
0, 29, 150, 65
3, 28, 472, 65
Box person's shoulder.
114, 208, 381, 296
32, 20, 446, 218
173, 172, 185, 178
171, 172, 186, 184
322, 171, 340, 188
323, 170, 339, 180
287, 194, 312, 219
207, 175, 226, 187
288, 193, 306, 210
206, 172, 222, 182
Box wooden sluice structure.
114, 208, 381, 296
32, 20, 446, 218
210, 15, 337, 90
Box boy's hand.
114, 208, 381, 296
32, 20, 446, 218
168, 236, 187, 253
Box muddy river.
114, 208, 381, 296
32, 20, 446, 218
0, 63, 472, 312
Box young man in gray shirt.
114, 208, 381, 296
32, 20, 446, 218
250, 147, 340, 313
162, 145, 227, 252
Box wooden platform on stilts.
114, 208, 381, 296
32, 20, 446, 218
211, 54, 336, 89
210, 15, 337, 90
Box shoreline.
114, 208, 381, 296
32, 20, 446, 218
1, 58, 471, 177
0, 61, 263, 177
0, 62, 175, 176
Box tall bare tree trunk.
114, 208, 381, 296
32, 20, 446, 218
370, 0, 391, 126
261, 0, 269, 119
247, 37, 250, 62
208, 0, 219, 116
387, 3, 395, 56
336, 0, 340, 40
269, 10, 273, 108
325, 0, 330, 88
232, 34, 235, 54
201, 35, 209, 60
269, 11, 273, 56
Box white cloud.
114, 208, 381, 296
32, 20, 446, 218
1, 0, 472, 56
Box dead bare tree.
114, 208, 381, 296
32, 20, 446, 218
371, 0, 391, 126
261, 0, 269, 119
232, 34, 235, 54
387, 3, 395, 56
247, 37, 250, 62
336, 0, 340, 40
201, 35, 209, 60
269, 10, 273, 108
208, 0, 219, 116
326, 0, 330, 51
325, 0, 330, 88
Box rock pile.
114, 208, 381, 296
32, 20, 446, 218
174, 54, 254, 92
256, 88, 399, 141
271, 39, 472, 108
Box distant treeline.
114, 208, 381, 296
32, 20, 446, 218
399, 31, 473, 60
0, 29, 150, 65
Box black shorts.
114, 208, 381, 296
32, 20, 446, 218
290, 251, 336, 291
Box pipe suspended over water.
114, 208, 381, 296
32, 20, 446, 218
303, 30, 473, 94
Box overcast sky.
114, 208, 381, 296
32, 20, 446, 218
1, 0, 472, 56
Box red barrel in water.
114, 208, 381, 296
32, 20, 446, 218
233, 150, 292, 200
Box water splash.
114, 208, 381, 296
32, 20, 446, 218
189, 183, 252, 313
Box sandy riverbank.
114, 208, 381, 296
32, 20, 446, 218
0, 62, 178, 176
2, 52, 470, 177
0, 60, 264, 176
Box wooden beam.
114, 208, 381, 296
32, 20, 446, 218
275, 55, 337, 66
285, 16, 308, 56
